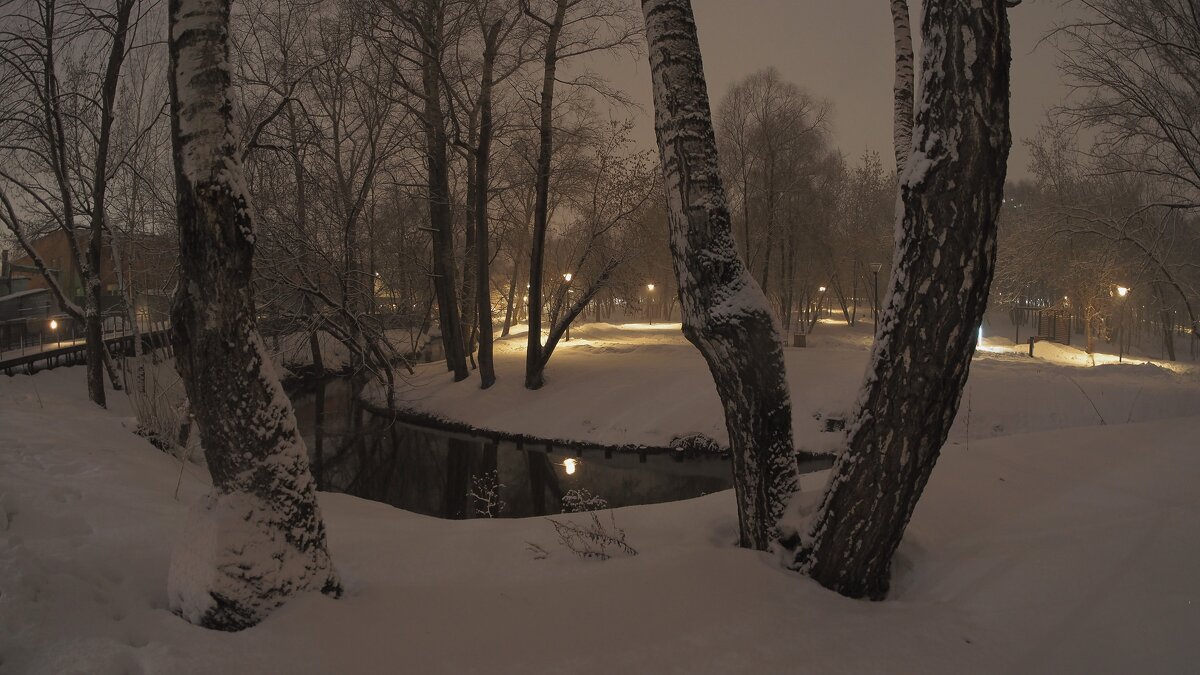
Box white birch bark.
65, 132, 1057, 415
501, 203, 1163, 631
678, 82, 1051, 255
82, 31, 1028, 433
166, 0, 340, 630
891, 0, 915, 173
642, 0, 799, 550
786, 0, 1013, 599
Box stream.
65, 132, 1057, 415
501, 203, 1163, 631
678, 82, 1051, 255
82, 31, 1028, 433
290, 378, 831, 519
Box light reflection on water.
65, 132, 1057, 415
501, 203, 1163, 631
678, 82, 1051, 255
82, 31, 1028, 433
290, 378, 829, 519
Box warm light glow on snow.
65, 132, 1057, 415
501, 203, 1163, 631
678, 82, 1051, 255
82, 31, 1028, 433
617, 322, 680, 331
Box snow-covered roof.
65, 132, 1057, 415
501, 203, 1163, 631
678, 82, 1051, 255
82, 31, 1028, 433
0, 287, 49, 303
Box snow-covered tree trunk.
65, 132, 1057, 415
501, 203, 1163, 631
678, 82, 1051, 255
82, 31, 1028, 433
890, 0, 915, 173
642, 0, 799, 550
787, 0, 1012, 599
166, 0, 340, 630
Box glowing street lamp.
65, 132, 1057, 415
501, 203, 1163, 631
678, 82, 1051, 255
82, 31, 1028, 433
646, 283, 655, 325
563, 273, 574, 341
1116, 286, 1131, 362
869, 262, 883, 334
563, 458, 578, 475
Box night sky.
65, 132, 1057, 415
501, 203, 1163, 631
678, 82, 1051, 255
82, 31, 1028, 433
588, 0, 1080, 180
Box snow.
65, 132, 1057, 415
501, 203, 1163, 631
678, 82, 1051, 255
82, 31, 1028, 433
0, 287, 49, 303
2, 366, 1199, 672
388, 319, 1200, 454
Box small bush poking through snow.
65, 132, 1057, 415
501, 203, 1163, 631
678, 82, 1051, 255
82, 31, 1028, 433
547, 511, 637, 560
525, 541, 550, 560
669, 432, 724, 456
560, 488, 609, 513
123, 356, 193, 458
468, 470, 506, 518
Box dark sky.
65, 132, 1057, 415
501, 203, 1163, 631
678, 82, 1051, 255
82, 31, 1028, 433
588, 0, 1078, 181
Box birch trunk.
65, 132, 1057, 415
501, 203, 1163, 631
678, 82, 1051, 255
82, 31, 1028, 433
891, 0, 915, 173
166, 0, 340, 630
642, 0, 799, 550
788, 0, 1012, 599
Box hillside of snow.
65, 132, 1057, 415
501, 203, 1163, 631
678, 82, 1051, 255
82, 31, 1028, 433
2, 364, 1199, 673
389, 320, 1200, 454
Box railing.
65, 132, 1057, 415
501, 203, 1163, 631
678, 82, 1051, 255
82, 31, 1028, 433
0, 317, 173, 376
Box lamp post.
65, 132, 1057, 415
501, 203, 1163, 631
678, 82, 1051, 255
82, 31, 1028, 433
49, 319, 59, 347
869, 262, 883, 334
563, 273, 573, 341
1116, 285, 1129, 362
647, 283, 655, 325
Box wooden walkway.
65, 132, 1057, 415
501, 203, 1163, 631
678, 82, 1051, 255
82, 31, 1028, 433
0, 327, 173, 376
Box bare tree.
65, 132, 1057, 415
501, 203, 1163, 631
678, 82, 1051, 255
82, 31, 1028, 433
451, 0, 533, 389
1048, 0, 1200, 337
521, 0, 639, 389
642, 0, 799, 550
165, 0, 340, 630
525, 120, 657, 388
714, 68, 832, 332
372, 0, 472, 381
0, 0, 143, 407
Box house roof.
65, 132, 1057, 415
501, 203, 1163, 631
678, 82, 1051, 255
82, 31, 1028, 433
0, 288, 49, 303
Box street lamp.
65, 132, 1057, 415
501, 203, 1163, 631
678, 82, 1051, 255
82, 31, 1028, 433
869, 262, 883, 334
49, 319, 59, 347
646, 283, 655, 325
1116, 286, 1130, 362
562, 273, 574, 341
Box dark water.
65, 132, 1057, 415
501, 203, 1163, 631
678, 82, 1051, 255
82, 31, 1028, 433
290, 378, 829, 519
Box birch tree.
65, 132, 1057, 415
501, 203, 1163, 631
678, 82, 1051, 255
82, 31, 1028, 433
890, 0, 914, 172
642, 0, 799, 550
165, 0, 340, 630
786, 0, 1013, 598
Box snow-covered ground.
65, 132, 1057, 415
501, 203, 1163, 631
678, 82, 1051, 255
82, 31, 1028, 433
391, 319, 1200, 454
1, 367, 1198, 673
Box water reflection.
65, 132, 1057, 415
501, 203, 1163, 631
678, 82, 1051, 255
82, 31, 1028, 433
290, 378, 828, 519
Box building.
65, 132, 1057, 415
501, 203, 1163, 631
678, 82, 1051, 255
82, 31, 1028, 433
1, 227, 174, 349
